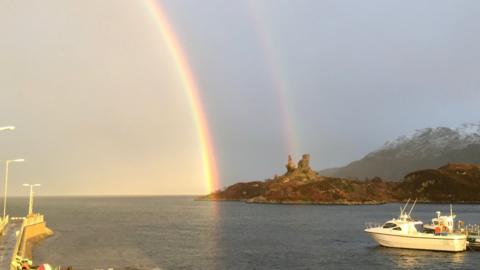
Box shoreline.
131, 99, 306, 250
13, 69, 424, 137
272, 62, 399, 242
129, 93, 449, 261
196, 197, 388, 205
196, 198, 480, 205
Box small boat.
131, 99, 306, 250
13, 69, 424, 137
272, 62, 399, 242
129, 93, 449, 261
423, 205, 456, 234
365, 199, 467, 252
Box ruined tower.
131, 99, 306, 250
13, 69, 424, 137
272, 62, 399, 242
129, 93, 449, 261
297, 154, 311, 172
285, 154, 297, 173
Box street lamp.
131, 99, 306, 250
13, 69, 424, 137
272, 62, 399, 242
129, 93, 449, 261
23, 184, 40, 216
3, 159, 25, 220
0, 126, 15, 132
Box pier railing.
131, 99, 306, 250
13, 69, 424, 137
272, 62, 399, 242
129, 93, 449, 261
466, 224, 480, 236
0, 215, 9, 234
23, 214, 44, 227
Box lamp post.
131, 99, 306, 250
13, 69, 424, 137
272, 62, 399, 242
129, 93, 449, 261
3, 159, 25, 220
0, 126, 15, 132
23, 184, 40, 216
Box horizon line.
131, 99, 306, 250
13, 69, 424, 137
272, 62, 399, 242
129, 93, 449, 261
6, 194, 207, 198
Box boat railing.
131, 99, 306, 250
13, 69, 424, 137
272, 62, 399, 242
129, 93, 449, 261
365, 222, 382, 229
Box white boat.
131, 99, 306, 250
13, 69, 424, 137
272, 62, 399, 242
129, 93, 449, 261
365, 200, 467, 252
423, 205, 457, 234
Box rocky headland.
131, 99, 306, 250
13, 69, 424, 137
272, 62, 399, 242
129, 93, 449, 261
199, 154, 480, 204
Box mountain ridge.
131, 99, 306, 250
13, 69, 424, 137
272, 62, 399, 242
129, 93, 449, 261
319, 122, 480, 180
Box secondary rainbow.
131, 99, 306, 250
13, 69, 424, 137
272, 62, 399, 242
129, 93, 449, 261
145, 0, 219, 193
246, 0, 299, 156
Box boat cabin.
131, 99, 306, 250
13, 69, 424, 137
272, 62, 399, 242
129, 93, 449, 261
382, 218, 423, 234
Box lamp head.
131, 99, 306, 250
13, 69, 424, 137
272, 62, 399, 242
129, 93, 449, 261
0, 126, 15, 131
7, 159, 25, 163
22, 184, 40, 187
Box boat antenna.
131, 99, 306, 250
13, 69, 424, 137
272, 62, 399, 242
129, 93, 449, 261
408, 198, 417, 216
401, 198, 411, 215
450, 203, 453, 217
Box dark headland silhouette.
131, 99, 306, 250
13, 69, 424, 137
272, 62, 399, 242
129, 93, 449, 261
200, 154, 480, 204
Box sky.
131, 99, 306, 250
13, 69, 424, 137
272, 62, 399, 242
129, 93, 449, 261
0, 0, 479, 195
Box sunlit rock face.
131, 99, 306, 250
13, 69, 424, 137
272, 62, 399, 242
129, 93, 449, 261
319, 122, 480, 181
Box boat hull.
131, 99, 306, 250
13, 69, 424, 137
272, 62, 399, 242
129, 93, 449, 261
365, 228, 467, 252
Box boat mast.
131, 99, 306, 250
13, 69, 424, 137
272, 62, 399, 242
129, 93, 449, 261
401, 198, 411, 216
408, 198, 417, 216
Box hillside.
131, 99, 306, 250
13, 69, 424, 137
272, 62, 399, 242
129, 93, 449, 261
400, 163, 480, 202
319, 123, 480, 180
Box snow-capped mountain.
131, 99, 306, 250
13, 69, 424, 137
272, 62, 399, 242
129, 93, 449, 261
319, 122, 480, 180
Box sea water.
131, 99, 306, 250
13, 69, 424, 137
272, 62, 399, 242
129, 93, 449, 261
6, 196, 480, 269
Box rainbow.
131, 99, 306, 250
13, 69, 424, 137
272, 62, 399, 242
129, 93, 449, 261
246, 1, 299, 157
144, 0, 219, 193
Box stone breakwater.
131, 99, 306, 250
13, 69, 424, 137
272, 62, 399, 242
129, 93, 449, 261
12, 214, 53, 269
21, 221, 53, 259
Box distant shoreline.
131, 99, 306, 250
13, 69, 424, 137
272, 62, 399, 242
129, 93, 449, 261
196, 197, 480, 205
10, 194, 202, 198
196, 198, 386, 205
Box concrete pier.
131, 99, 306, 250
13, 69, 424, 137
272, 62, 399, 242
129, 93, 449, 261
0, 214, 54, 270
16, 215, 53, 259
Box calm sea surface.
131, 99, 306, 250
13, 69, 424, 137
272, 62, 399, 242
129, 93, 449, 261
6, 196, 480, 269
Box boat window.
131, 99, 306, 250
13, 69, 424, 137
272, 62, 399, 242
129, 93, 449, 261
433, 221, 438, 225
393, 227, 402, 231
414, 224, 423, 232
383, 223, 396, 229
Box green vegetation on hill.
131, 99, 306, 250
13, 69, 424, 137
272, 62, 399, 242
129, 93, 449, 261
400, 163, 480, 202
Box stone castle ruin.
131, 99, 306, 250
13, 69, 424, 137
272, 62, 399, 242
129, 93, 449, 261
284, 154, 318, 182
